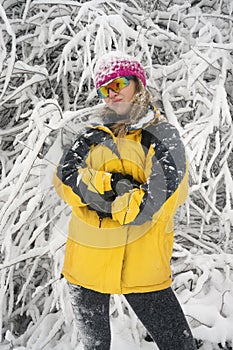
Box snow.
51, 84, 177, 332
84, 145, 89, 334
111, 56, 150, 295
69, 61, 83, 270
130, 109, 155, 129
0, 0, 233, 349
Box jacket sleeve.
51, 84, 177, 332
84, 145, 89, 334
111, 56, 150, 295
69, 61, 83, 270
53, 128, 114, 208
53, 128, 134, 215
111, 122, 188, 225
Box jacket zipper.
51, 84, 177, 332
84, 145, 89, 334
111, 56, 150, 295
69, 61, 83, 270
99, 217, 103, 228
120, 227, 130, 293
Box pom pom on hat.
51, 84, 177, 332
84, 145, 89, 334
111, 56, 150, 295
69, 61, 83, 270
94, 51, 146, 90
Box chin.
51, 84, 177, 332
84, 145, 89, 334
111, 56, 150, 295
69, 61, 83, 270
108, 102, 132, 116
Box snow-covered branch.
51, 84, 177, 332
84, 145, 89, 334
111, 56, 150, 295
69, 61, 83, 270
0, 0, 232, 349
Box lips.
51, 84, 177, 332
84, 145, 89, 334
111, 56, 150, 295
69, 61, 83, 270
111, 99, 122, 104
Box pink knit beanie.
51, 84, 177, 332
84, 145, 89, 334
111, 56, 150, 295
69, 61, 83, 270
94, 51, 146, 90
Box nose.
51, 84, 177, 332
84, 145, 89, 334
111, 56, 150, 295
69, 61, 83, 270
108, 89, 118, 99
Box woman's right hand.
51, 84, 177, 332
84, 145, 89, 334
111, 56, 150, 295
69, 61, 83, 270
111, 173, 140, 196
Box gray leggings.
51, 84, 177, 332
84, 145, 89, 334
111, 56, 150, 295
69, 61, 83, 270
68, 283, 196, 350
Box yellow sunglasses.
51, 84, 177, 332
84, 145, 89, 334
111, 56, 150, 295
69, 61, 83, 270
97, 76, 133, 98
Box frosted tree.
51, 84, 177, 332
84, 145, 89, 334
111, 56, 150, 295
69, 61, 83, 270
0, 0, 233, 349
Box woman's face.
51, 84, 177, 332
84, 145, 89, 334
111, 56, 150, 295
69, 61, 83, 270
103, 79, 136, 115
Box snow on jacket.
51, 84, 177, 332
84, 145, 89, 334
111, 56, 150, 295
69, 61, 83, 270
53, 109, 188, 294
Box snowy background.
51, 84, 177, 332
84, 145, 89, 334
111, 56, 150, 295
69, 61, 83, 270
0, 0, 233, 349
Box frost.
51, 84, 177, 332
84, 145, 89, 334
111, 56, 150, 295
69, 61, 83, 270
130, 109, 154, 129
0, 0, 233, 349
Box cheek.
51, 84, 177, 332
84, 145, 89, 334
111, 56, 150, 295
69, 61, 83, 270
128, 88, 136, 101
122, 84, 136, 101
128, 82, 136, 99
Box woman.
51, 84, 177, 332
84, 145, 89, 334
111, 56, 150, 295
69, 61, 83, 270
54, 52, 196, 350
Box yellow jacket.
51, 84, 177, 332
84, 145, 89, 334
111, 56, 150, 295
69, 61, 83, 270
54, 112, 188, 294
